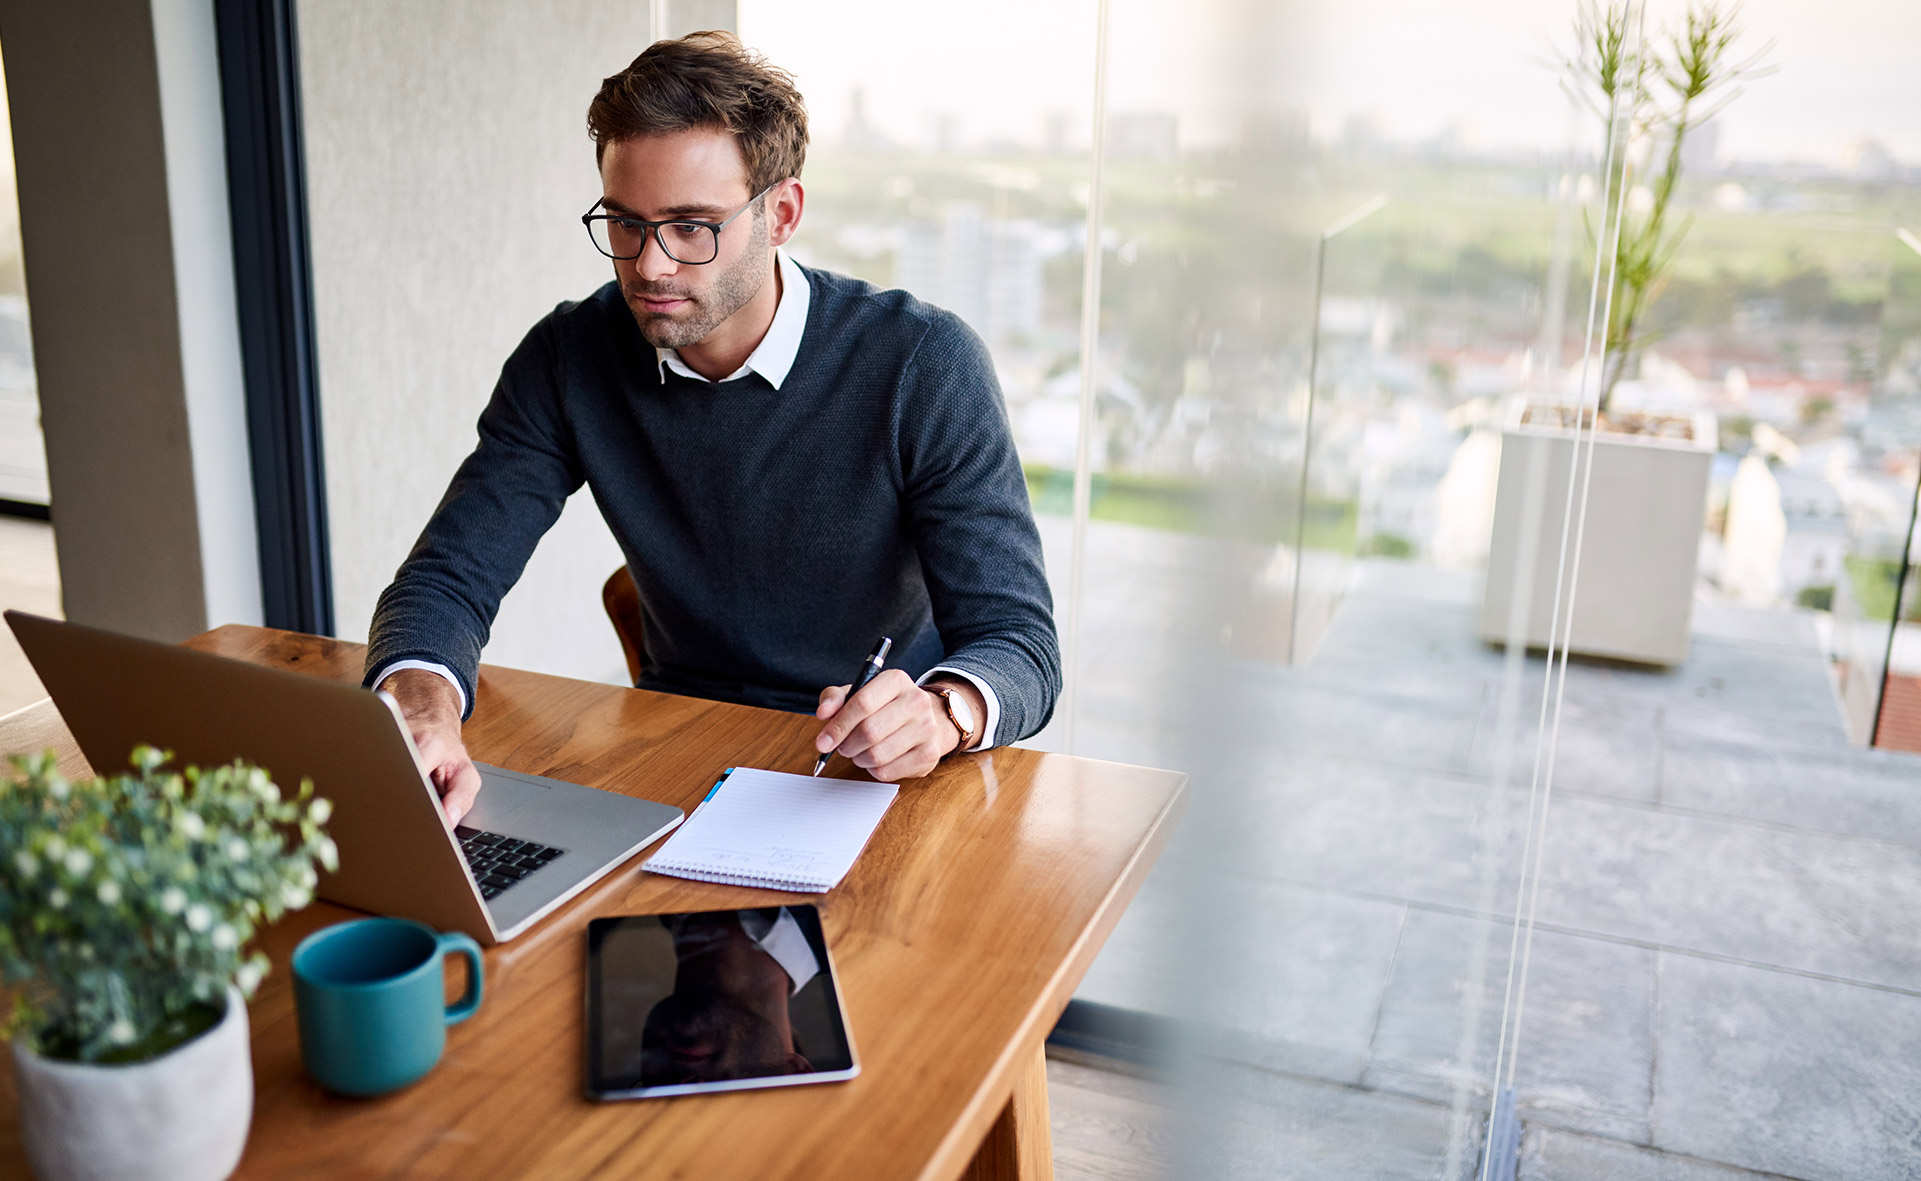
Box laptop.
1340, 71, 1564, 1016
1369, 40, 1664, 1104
5, 611, 685, 945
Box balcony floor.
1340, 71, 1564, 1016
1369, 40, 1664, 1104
1045, 519, 1921, 1180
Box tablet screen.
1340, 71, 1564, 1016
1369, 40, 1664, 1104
585, 906, 858, 1099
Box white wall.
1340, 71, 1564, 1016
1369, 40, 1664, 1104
296, 2, 667, 681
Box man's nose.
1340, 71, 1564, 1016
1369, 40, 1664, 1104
635, 229, 678, 282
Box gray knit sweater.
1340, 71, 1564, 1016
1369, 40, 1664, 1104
363, 265, 1061, 746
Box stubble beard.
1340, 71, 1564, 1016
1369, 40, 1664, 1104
626, 211, 770, 351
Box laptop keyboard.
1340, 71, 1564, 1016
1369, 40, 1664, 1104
454, 827, 567, 900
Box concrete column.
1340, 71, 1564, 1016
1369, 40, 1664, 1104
0, 0, 261, 641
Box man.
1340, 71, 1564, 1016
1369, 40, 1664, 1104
364, 32, 1060, 824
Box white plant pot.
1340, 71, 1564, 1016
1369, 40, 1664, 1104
1481, 402, 1716, 666
11, 987, 252, 1181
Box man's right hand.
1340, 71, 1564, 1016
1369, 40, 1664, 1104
378, 668, 482, 827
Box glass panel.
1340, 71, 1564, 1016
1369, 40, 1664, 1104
1876, 235, 1921, 748
0, 36, 61, 718
1063, 1, 1584, 1175
1838, 231, 1921, 747
740, 0, 1096, 505
0, 40, 45, 511
1514, 2, 1921, 1177
1292, 195, 1381, 662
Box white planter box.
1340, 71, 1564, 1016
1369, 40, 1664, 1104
1480, 403, 1716, 666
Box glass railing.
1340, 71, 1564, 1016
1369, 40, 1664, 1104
0, 41, 44, 514
1841, 229, 1921, 748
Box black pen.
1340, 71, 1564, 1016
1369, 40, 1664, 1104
813, 636, 893, 776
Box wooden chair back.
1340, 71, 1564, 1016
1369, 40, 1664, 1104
601, 566, 645, 686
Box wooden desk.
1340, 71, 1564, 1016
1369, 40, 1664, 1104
0, 626, 1184, 1180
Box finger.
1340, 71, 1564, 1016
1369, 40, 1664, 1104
846, 669, 917, 731
438, 758, 483, 826
816, 671, 912, 751
412, 729, 461, 773
837, 690, 927, 761
866, 745, 941, 785
816, 684, 849, 719
850, 705, 939, 768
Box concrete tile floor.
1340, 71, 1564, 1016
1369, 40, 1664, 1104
1518, 1126, 1802, 1180
1050, 1051, 1478, 1181
1053, 518, 1921, 1180
1653, 954, 1921, 1180
1660, 729, 1921, 843
1365, 913, 1656, 1144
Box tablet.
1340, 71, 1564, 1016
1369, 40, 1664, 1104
585, 906, 859, 1100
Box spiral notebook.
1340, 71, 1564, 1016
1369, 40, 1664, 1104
641, 767, 899, 892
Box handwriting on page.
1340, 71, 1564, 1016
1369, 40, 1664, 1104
698, 847, 819, 872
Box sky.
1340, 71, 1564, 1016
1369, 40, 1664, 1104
0, 3, 1903, 173
740, 0, 1921, 167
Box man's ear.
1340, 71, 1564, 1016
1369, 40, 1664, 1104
767, 178, 805, 247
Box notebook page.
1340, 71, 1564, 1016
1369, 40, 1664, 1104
643, 768, 899, 892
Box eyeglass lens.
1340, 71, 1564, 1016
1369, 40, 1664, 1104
587, 217, 719, 264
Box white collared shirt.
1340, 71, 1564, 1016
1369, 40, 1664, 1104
372, 248, 1003, 752
655, 248, 811, 389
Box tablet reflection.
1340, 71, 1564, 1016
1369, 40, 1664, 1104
641, 908, 822, 1085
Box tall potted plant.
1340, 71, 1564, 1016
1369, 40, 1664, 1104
1, 747, 335, 1181
1481, 0, 1768, 664
1586, 0, 1772, 409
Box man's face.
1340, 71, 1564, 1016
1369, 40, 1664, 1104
640, 913, 810, 1085
598, 130, 771, 350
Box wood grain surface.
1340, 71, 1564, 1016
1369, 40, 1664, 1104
0, 626, 1184, 1180
964, 1045, 1055, 1181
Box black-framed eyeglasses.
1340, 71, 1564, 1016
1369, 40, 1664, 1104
581, 183, 777, 265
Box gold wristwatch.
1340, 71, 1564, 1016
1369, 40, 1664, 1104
927, 684, 978, 752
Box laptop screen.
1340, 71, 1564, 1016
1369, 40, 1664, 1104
585, 905, 858, 1099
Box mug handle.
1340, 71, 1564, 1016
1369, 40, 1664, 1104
437, 931, 484, 1026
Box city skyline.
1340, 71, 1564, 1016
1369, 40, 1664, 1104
741, 0, 1921, 169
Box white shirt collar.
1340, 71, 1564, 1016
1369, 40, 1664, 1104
655, 248, 810, 389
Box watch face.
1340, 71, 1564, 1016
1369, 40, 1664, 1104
943, 688, 975, 734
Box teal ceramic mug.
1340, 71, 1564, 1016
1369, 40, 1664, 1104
292, 917, 483, 1096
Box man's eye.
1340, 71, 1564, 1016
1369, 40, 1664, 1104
613, 217, 646, 231
665, 222, 709, 240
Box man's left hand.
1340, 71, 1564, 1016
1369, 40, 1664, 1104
814, 670, 982, 782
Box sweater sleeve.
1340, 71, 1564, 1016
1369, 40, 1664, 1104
362, 315, 584, 718
896, 315, 1062, 746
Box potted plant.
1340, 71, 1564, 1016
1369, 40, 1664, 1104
1, 746, 335, 1181
1481, 0, 1767, 664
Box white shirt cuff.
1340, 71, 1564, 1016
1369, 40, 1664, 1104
918, 666, 1000, 752
749, 906, 822, 995
370, 659, 467, 716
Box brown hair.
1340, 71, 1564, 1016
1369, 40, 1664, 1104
587, 31, 808, 195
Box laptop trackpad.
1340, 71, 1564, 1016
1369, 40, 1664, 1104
465, 762, 551, 828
